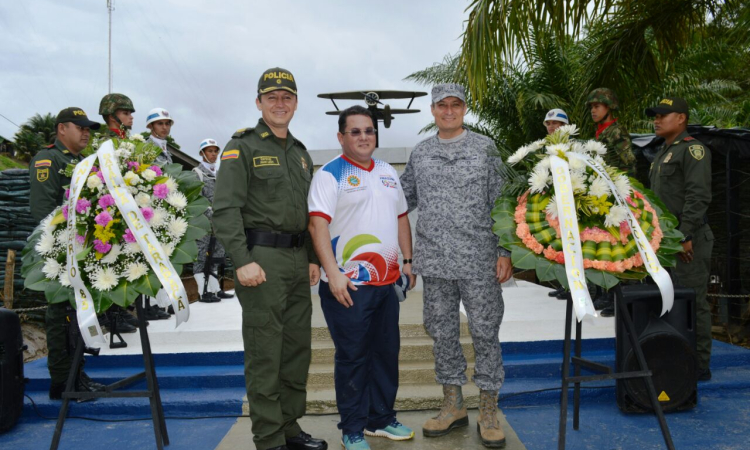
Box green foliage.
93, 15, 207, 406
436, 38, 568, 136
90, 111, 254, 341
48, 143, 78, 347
12, 113, 56, 161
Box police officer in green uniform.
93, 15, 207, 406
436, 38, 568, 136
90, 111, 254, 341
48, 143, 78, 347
647, 97, 714, 381
29, 107, 106, 399
212, 68, 327, 450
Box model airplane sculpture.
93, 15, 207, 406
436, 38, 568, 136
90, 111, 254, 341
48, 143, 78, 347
318, 90, 427, 146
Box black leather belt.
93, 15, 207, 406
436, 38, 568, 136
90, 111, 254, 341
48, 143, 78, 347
245, 229, 306, 249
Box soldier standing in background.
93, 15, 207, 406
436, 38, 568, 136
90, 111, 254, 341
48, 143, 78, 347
144, 107, 177, 166
99, 93, 135, 139
29, 107, 106, 400
212, 67, 327, 450
647, 97, 714, 381
192, 138, 232, 302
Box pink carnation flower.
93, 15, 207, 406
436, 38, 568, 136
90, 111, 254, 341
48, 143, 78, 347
62, 205, 69, 220
141, 207, 154, 222
65, 189, 70, 200
96, 170, 105, 182
75, 198, 91, 214
128, 161, 140, 171
93, 239, 112, 254
90, 166, 98, 173
98, 194, 115, 209
150, 166, 163, 176
76, 234, 86, 245
153, 183, 169, 199
95, 211, 113, 227
123, 229, 137, 243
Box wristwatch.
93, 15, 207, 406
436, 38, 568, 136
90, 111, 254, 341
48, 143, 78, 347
680, 235, 692, 244
403, 258, 413, 265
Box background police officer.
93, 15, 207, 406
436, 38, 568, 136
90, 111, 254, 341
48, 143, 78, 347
212, 68, 327, 450
29, 107, 106, 399
647, 97, 714, 381
99, 93, 135, 139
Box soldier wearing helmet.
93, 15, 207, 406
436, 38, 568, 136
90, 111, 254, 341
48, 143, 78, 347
144, 107, 177, 165
543, 108, 569, 135
586, 88, 636, 176
99, 93, 135, 139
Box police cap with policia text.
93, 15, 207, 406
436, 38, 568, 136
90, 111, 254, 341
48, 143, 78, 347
55, 107, 101, 129
258, 67, 297, 95
645, 97, 690, 117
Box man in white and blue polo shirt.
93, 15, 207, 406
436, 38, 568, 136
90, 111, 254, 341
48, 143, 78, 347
308, 105, 416, 450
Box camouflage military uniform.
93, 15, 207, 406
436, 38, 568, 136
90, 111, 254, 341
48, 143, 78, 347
400, 128, 509, 391
192, 162, 225, 274
597, 120, 636, 174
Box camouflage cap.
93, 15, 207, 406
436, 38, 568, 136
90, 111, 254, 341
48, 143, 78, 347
586, 88, 619, 110
645, 97, 689, 117
99, 93, 135, 116
432, 83, 466, 104
258, 67, 297, 95
55, 107, 101, 129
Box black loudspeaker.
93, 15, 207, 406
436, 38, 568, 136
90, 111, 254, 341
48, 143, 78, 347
615, 284, 698, 413
0, 307, 25, 433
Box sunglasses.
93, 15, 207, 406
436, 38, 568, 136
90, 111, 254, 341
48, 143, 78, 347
343, 128, 377, 137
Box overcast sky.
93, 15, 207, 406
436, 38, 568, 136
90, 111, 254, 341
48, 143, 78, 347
0, 0, 470, 159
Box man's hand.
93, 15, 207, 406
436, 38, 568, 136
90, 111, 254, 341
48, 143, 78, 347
496, 256, 512, 283
679, 240, 694, 264
329, 271, 357, 308
237, 262, 266, 287
309, 264, 320, 286
403, 263, 417, 291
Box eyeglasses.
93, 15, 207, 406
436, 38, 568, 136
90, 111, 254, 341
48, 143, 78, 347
343, 128, 377, 137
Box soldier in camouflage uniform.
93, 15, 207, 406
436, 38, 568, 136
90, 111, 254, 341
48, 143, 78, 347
29, 107, 106, 400
192, 138, 231, 302
99, 93, 135, 139
647, 97, 714, 381
400, 84, 512, 448
587, 88, 636, 174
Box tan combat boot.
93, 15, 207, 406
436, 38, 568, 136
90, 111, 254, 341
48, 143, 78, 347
477, 389, 506, 448
423, 384, 469, 437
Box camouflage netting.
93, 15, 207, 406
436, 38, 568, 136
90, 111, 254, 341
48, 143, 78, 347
0, 168, 46, 323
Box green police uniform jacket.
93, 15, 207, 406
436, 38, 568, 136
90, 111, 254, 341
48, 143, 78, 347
212, 119, 318, 269
29, 139, 77, 223
648, 130, 711, 238
597, 119, 636, 174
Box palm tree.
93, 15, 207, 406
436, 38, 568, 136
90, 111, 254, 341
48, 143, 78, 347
13, 113, 56, 161
459, 0, 738, 106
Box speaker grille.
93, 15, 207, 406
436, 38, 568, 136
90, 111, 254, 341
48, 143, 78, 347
622, 331, 697, 411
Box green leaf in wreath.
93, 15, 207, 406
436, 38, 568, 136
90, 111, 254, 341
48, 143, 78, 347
657, 252, 677, 268
554, 263, 570, 290
23, 261, 50, 291
186, 196, 210, 218
76, 245, 93, 261
617, 270, 648, 281
184, 214, 210, 241
135, 272, 162, 297
511, 245, 539, 270
535, 257, 557, 282
584, 269, 620, 290
171, 240, 198, 264
163, 163, 184, 177
44, 280, 73, 304
109, 279, 141, 307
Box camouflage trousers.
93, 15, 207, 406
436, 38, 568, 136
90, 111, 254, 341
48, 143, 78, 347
193, 233, 226, 274
423, 277, 505, 391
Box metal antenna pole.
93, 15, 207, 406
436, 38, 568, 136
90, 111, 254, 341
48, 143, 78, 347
107, 0, 115, 93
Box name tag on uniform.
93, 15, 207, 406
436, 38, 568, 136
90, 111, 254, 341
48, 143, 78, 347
253, 156, 280, 167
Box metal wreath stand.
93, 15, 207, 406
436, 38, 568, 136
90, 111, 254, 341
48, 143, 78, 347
556, 285, 675, 450
50, 295, 168, 450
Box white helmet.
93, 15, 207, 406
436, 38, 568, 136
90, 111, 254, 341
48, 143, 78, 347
199, 138, 219, 152
146, 108, 174, 126
543, 108, 569, 125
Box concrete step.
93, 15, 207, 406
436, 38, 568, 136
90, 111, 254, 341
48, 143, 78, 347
306, 361, 476, 388
310, 336, 475, 364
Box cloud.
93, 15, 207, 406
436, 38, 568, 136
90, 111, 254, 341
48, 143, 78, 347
0, 0, 469, 158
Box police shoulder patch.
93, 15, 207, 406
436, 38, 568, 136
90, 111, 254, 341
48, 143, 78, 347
221, 149, 241, 161
232, 127, 254, 139
36, 168, 49, 182
689, 145, 705, 161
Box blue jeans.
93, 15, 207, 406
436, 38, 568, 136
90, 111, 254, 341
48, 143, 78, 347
319, 281, 400, 435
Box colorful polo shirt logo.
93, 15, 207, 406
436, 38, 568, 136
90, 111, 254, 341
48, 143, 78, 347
347, 175, 361, 187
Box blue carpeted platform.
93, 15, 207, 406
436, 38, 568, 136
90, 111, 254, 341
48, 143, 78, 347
4, 338, 750, 449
